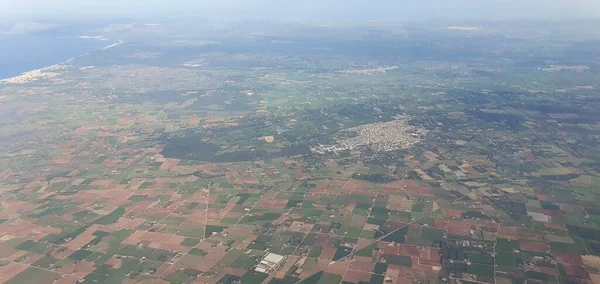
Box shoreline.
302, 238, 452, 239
0, 37, 122, 81
65, 39, 124, 64
102, 40, 124, 50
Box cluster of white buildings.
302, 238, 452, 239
311, 117, 424, 154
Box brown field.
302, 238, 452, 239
446, 220, 472, 237
432, 219, 447, 229
546, 234, 575, 244
52, 248, 77, 259
478, 221, 499, 230
320, 246, 337, 261
55, 275, 83, 284
343, 269, 372, 283
398, 244, 421, 257
0, 201, 38, 214
544, 222, 567, 231
559, 203, 583, 212
529, 266, 558, 275
388, 263, 436, 282
443, 208, 466, 219
340, 202, 356, 214
59, 260, 96, 278
195, 245, 228, 271
150, 241, 188, 253
178, 253, 205, 269
411, 256, 435, 270
381, 180, 435, 197
386, 196, 414, 212
293, 163, 310, 179
65, 232, 98, 250
4, 250, 27, 262
459, 163, 481, 175
356, 238, 374, 252
113, 217, 149, 230
552, 252, 584, 266
0, 262, 28, 283
349, 259, 374, 272
498, 226, 543, 241
383, 243, 400, 255
259, 198, 288, 208
419, 248, 441, 266
563, 265, 591, 279
325, 260, 349, 275
105, 257, 123, 269
0, 220, 57, 240
122, 230, 177, 245
519, 240, 549, 252
312, 181, 345, 195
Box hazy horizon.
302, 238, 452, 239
2, 0, 600, 24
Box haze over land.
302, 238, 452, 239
2, 0, 600, 22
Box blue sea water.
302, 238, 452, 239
0, 34, 109, 79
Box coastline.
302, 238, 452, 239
0, 36, 121, 81
102, 40, 124, 50
65, 39, 124, 64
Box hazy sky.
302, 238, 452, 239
1, 0, 599, 23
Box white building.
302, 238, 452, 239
255, 253, 286, 273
